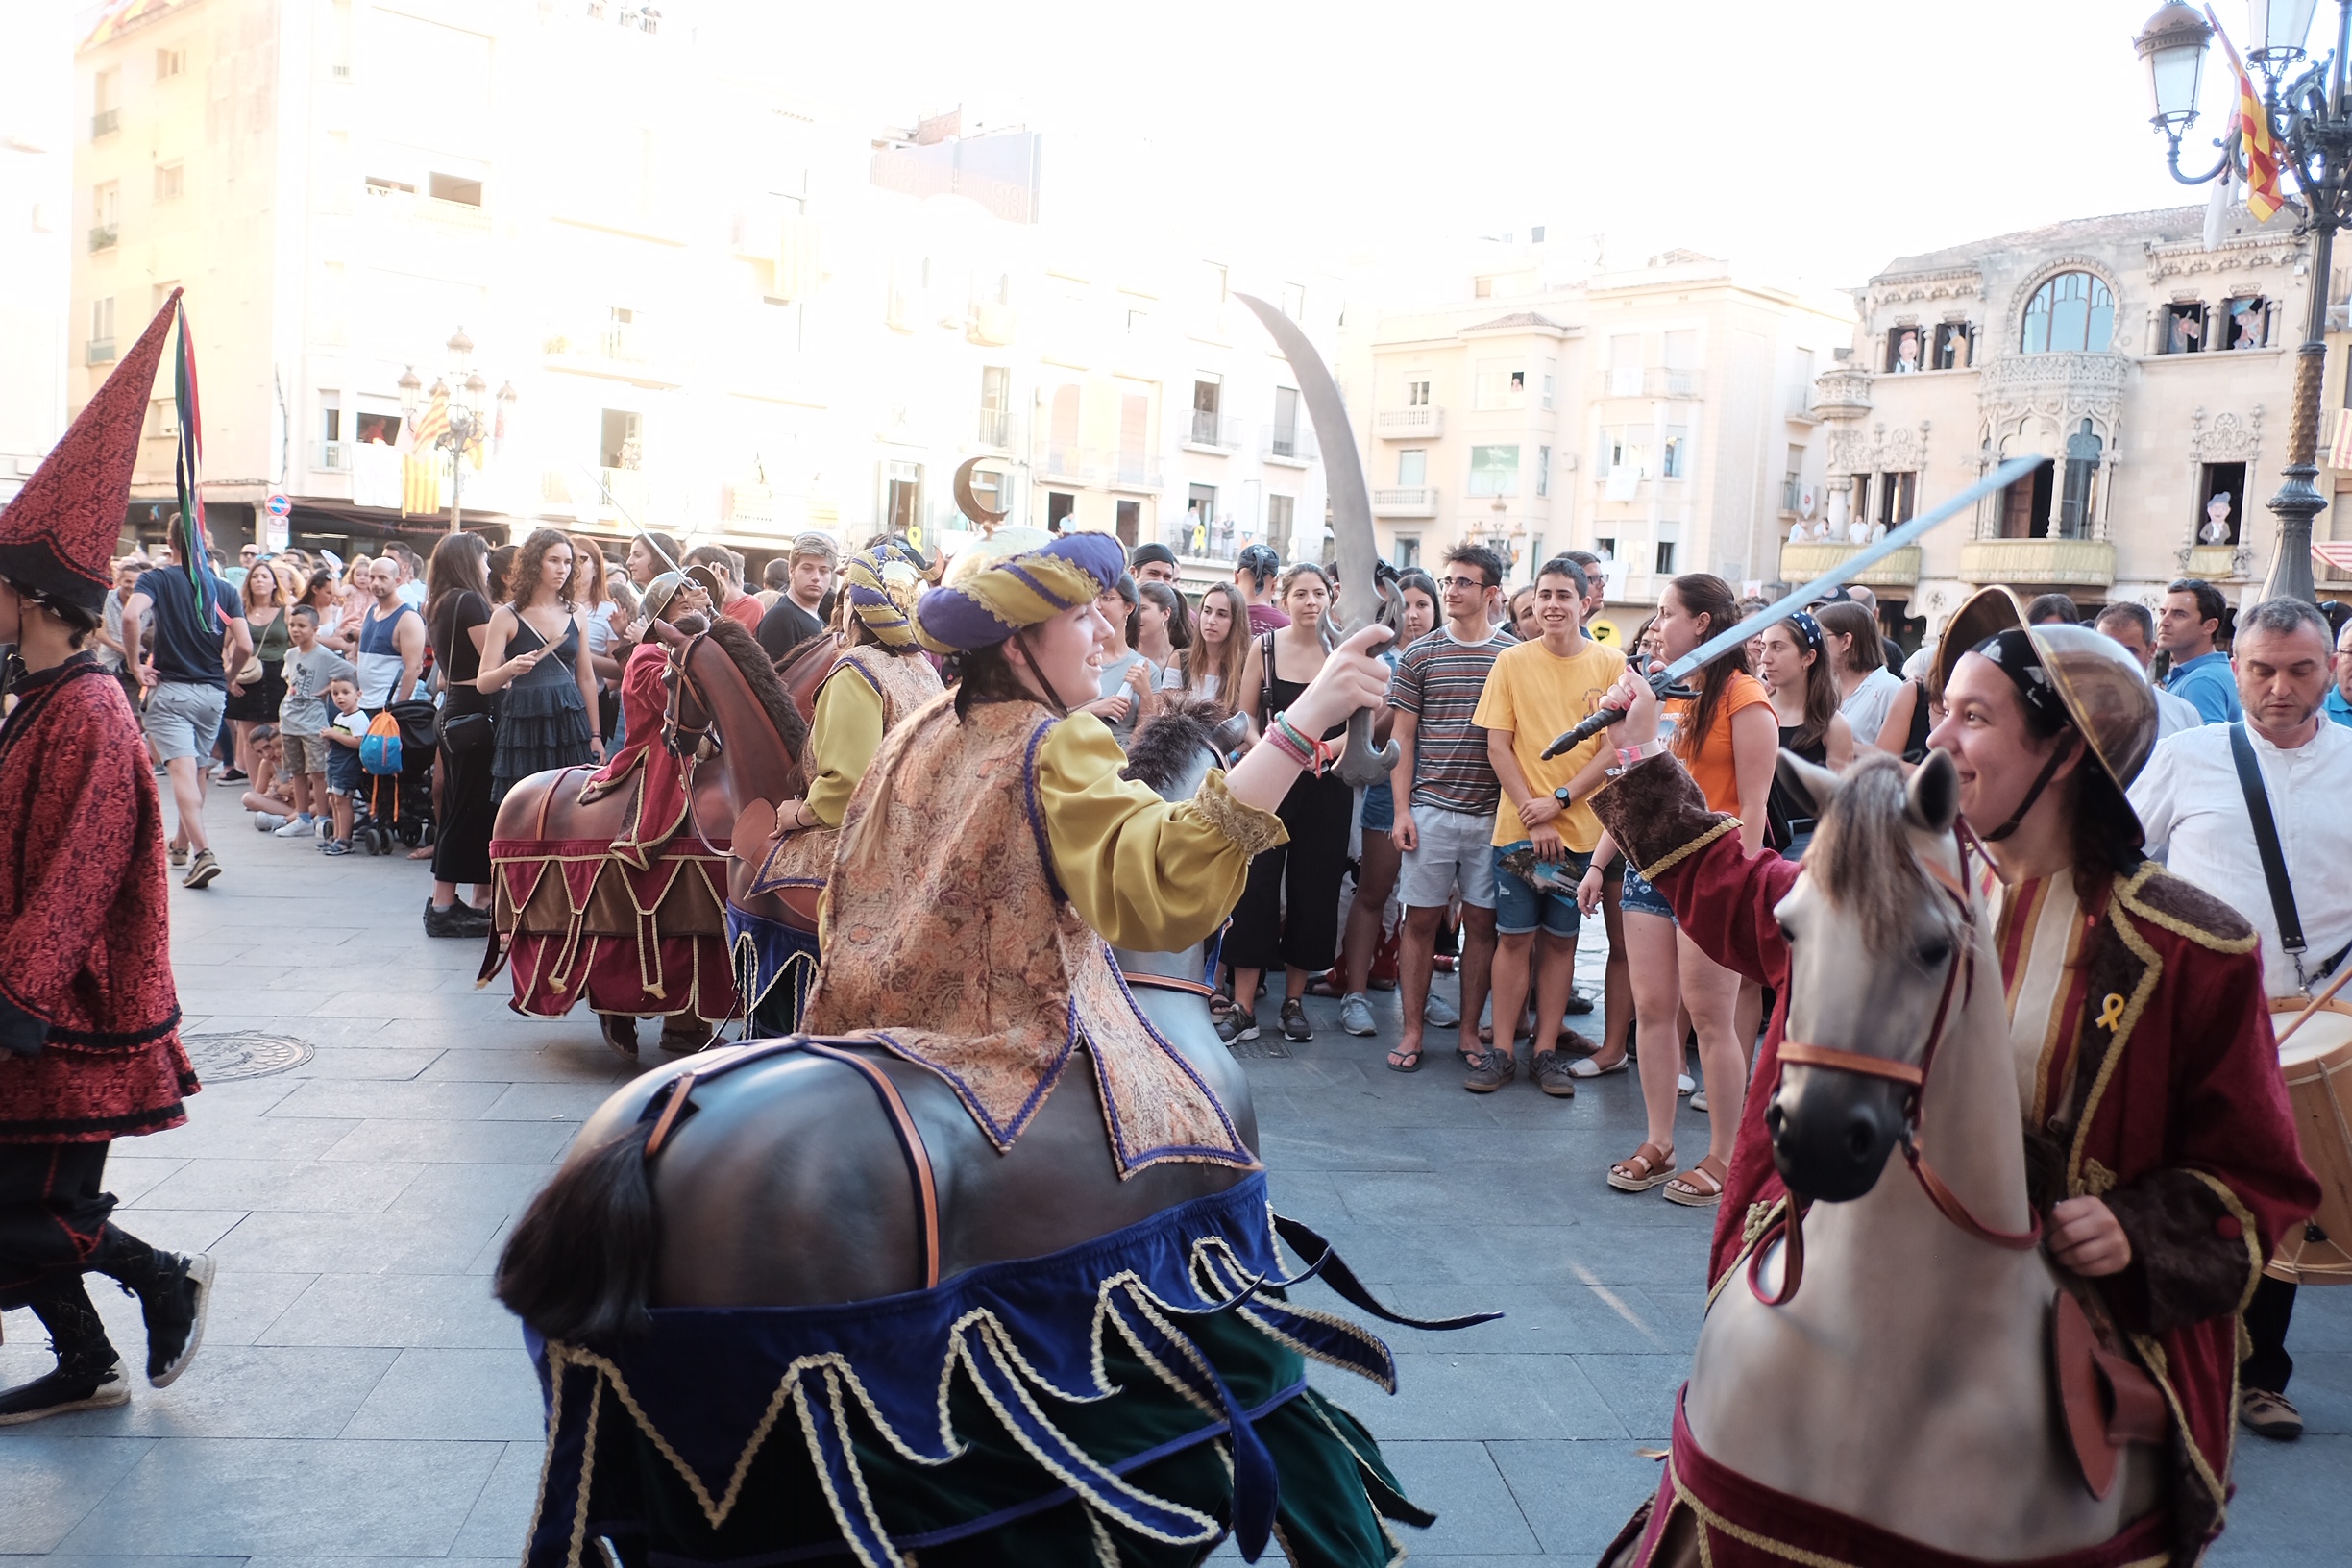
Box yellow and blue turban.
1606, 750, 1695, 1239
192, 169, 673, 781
842, 538, 926, 649
914, 531, 1127, 656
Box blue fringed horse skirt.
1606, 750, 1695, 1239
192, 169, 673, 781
522, 1173, 1484, 1568
726, 901, 821, 1039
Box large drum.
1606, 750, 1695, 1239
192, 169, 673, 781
2270, 996, 2352, 1284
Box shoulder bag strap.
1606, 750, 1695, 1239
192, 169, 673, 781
1260, 629, 1277, 720
2227, 721, 2305, 962
1903, 677, 1933, 762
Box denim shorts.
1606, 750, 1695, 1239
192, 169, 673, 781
326, 744, 365, 797
1619, 862, 1676, 922
1360, 779, 1394, 835
1491, 843, 1592, 939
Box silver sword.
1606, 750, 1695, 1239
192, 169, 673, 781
1540, 454, 2040, 759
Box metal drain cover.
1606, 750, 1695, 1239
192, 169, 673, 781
184, 1030, 315, 1081
1225, 1038, 1291, 1059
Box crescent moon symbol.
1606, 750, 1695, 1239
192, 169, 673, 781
954, 456, 1008, 527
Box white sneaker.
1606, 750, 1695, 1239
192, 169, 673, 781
254, 813, 287, 833
274, 815, 316, 838
1678, 1072, 1695, 1096
1337, 992, 1378, 1037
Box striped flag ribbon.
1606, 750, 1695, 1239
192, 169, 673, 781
2208, 10, 2285, 221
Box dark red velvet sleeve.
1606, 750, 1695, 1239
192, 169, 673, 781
0, 693, 143, 1048
2103, 939, 2320, 1334
1589, 754, 1805, 1283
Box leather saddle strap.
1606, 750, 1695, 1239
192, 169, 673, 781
1746, 1199, 1809, 1308
1119, 971, 1217, 998
1775, 1041, 1924, 1088
800, 1041, 942, 1291
530, 765, 587, 843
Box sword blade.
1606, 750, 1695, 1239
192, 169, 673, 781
1662, 454, 2040, 682
1539, 455, 2038, 759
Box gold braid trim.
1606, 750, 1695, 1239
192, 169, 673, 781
1185, 769, 1289, 858
2068, 910, 2163, 1196
2114, 863, 2260, 955
1639, 817, 1739, 883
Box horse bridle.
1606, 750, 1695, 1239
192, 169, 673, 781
1749, 833, 2044, 1308
659, 631, 735, 861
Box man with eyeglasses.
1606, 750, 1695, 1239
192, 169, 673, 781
1566, 550, 1608, 640
1384, 545, 1512, 1074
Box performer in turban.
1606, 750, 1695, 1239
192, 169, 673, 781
735, 538, 943, 1034
0, 293, 211, 1422
495, 572, 735, 1058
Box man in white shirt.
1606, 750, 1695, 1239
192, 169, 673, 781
2094, 601, 2202, 739
2129, 595, 2349, 1444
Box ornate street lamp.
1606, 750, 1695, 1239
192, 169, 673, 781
398, 327, 517, 535
2135, 0, 2346, 602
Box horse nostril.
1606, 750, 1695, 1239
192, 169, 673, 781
1845, 1115, 1878, 1163
1764, 1102, 1786, 1139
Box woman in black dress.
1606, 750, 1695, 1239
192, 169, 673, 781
1752, 610, 1852, 862
424, 533, 500, 937
223, 563, 291, 780
477, 528, 601, 803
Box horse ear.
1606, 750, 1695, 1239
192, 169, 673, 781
1906, 748, 1961, 835
1776, 749, 1840, 816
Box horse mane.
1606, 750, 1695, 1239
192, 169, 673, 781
1120, 702, 1226, 797
1805, 753, 1959, 955
702, 615, 810, 758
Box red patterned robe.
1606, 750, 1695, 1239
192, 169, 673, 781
0, 653, 197, 1138
1590, 753, 2318, 1565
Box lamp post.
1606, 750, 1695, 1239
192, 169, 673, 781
2135, 0, 2343, 603
398, 328, 517, 536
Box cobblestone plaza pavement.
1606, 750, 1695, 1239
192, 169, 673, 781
4, 804, 2345, 1566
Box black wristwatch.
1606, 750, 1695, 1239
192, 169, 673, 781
1553, 786, 1574, 808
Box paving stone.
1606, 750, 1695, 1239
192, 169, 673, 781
127, 1157, 421, 1213
260, 1273, 521, 1350
53, 1437, 503, 1557
204, 1209, 508, 1275
23, 1346, 397, 1439
315, 1117, 576, 1166
447, 1440, 551, 1558
265, 1079, 510, 1122
338, 1348, 547, 1441
0, 1437, 155, 1553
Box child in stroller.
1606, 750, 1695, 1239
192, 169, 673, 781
321, 683, 438, 856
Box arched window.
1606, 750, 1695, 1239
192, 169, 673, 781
2021, 272, 2115, 355
2059, 420, 2102, 538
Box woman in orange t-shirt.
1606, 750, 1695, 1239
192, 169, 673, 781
1579, 573, 1776, 1209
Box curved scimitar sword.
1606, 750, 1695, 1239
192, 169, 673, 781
1235, 293, 1399, 788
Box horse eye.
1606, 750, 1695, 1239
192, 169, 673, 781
1916, 940, 1951, 969
1777, 922, 1797, 944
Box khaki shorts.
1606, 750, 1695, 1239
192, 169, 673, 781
282, 732, 331, 775
1397, 804, 1499, 910
143, 680, 226, 764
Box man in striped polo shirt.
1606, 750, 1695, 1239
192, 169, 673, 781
1384, 544, 1512, 1073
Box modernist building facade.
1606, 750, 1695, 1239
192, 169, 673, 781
65, 0, 1331, 572
1337, 241, 1855, 637
1801, 204, 2352, 638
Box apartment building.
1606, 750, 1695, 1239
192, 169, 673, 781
1807, 204, 2348, 638
66, 0, 1335, 576
5, 5, 79, 505
1338, 241, 1854, 637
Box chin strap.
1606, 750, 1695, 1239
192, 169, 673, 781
1005, 629, 1071, 719
1979, 732, 2076, 843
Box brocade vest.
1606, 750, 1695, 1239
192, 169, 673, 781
747, 644, 945, 896
800, 693, 1254, 1177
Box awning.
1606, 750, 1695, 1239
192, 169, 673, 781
284, 498, 525, 543
2314, 542, 2352, 572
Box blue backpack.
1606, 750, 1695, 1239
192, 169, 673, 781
358, 709, 404, 774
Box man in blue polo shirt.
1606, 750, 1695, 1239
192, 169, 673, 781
2328, 617, 2352, 728
2158, 577, 2242, 723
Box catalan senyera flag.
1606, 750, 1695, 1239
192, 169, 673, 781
410, 380, 452, 450
2209, 10, 2284, 221
400, 453, 442, 518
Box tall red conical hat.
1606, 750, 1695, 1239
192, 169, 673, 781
0, 288, 183, 616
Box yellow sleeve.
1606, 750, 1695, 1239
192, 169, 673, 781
1036, 714, 1288, 952
804, 668, 886, 828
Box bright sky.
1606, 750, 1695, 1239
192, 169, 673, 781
728, 0, 2301, 293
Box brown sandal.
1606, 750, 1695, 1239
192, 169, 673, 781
1608, 1142, 1676, 1192
1663, 1155, 1729, 1207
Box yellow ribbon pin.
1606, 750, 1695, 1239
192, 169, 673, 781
2095, 992, 2126, 1032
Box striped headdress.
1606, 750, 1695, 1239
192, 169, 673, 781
842, 537, 927, 649
913, 531, 1126, 656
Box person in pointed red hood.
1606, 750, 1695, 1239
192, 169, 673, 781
0, 293, 215, 1424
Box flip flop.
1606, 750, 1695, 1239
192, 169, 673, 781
1385, 1047, 1423, 1073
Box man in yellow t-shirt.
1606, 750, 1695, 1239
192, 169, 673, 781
1467, 559, 1627, 1097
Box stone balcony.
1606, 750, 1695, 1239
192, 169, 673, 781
1778, 539, 1921, 587
1958, 537, 2116, 587
1808, 368, 1873, 420
1372, 486, 1439, 518
2178, 542, 2258, 581
1976, 352, 2128, 427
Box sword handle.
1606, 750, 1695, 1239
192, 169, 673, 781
1538, 669, 1693, 760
